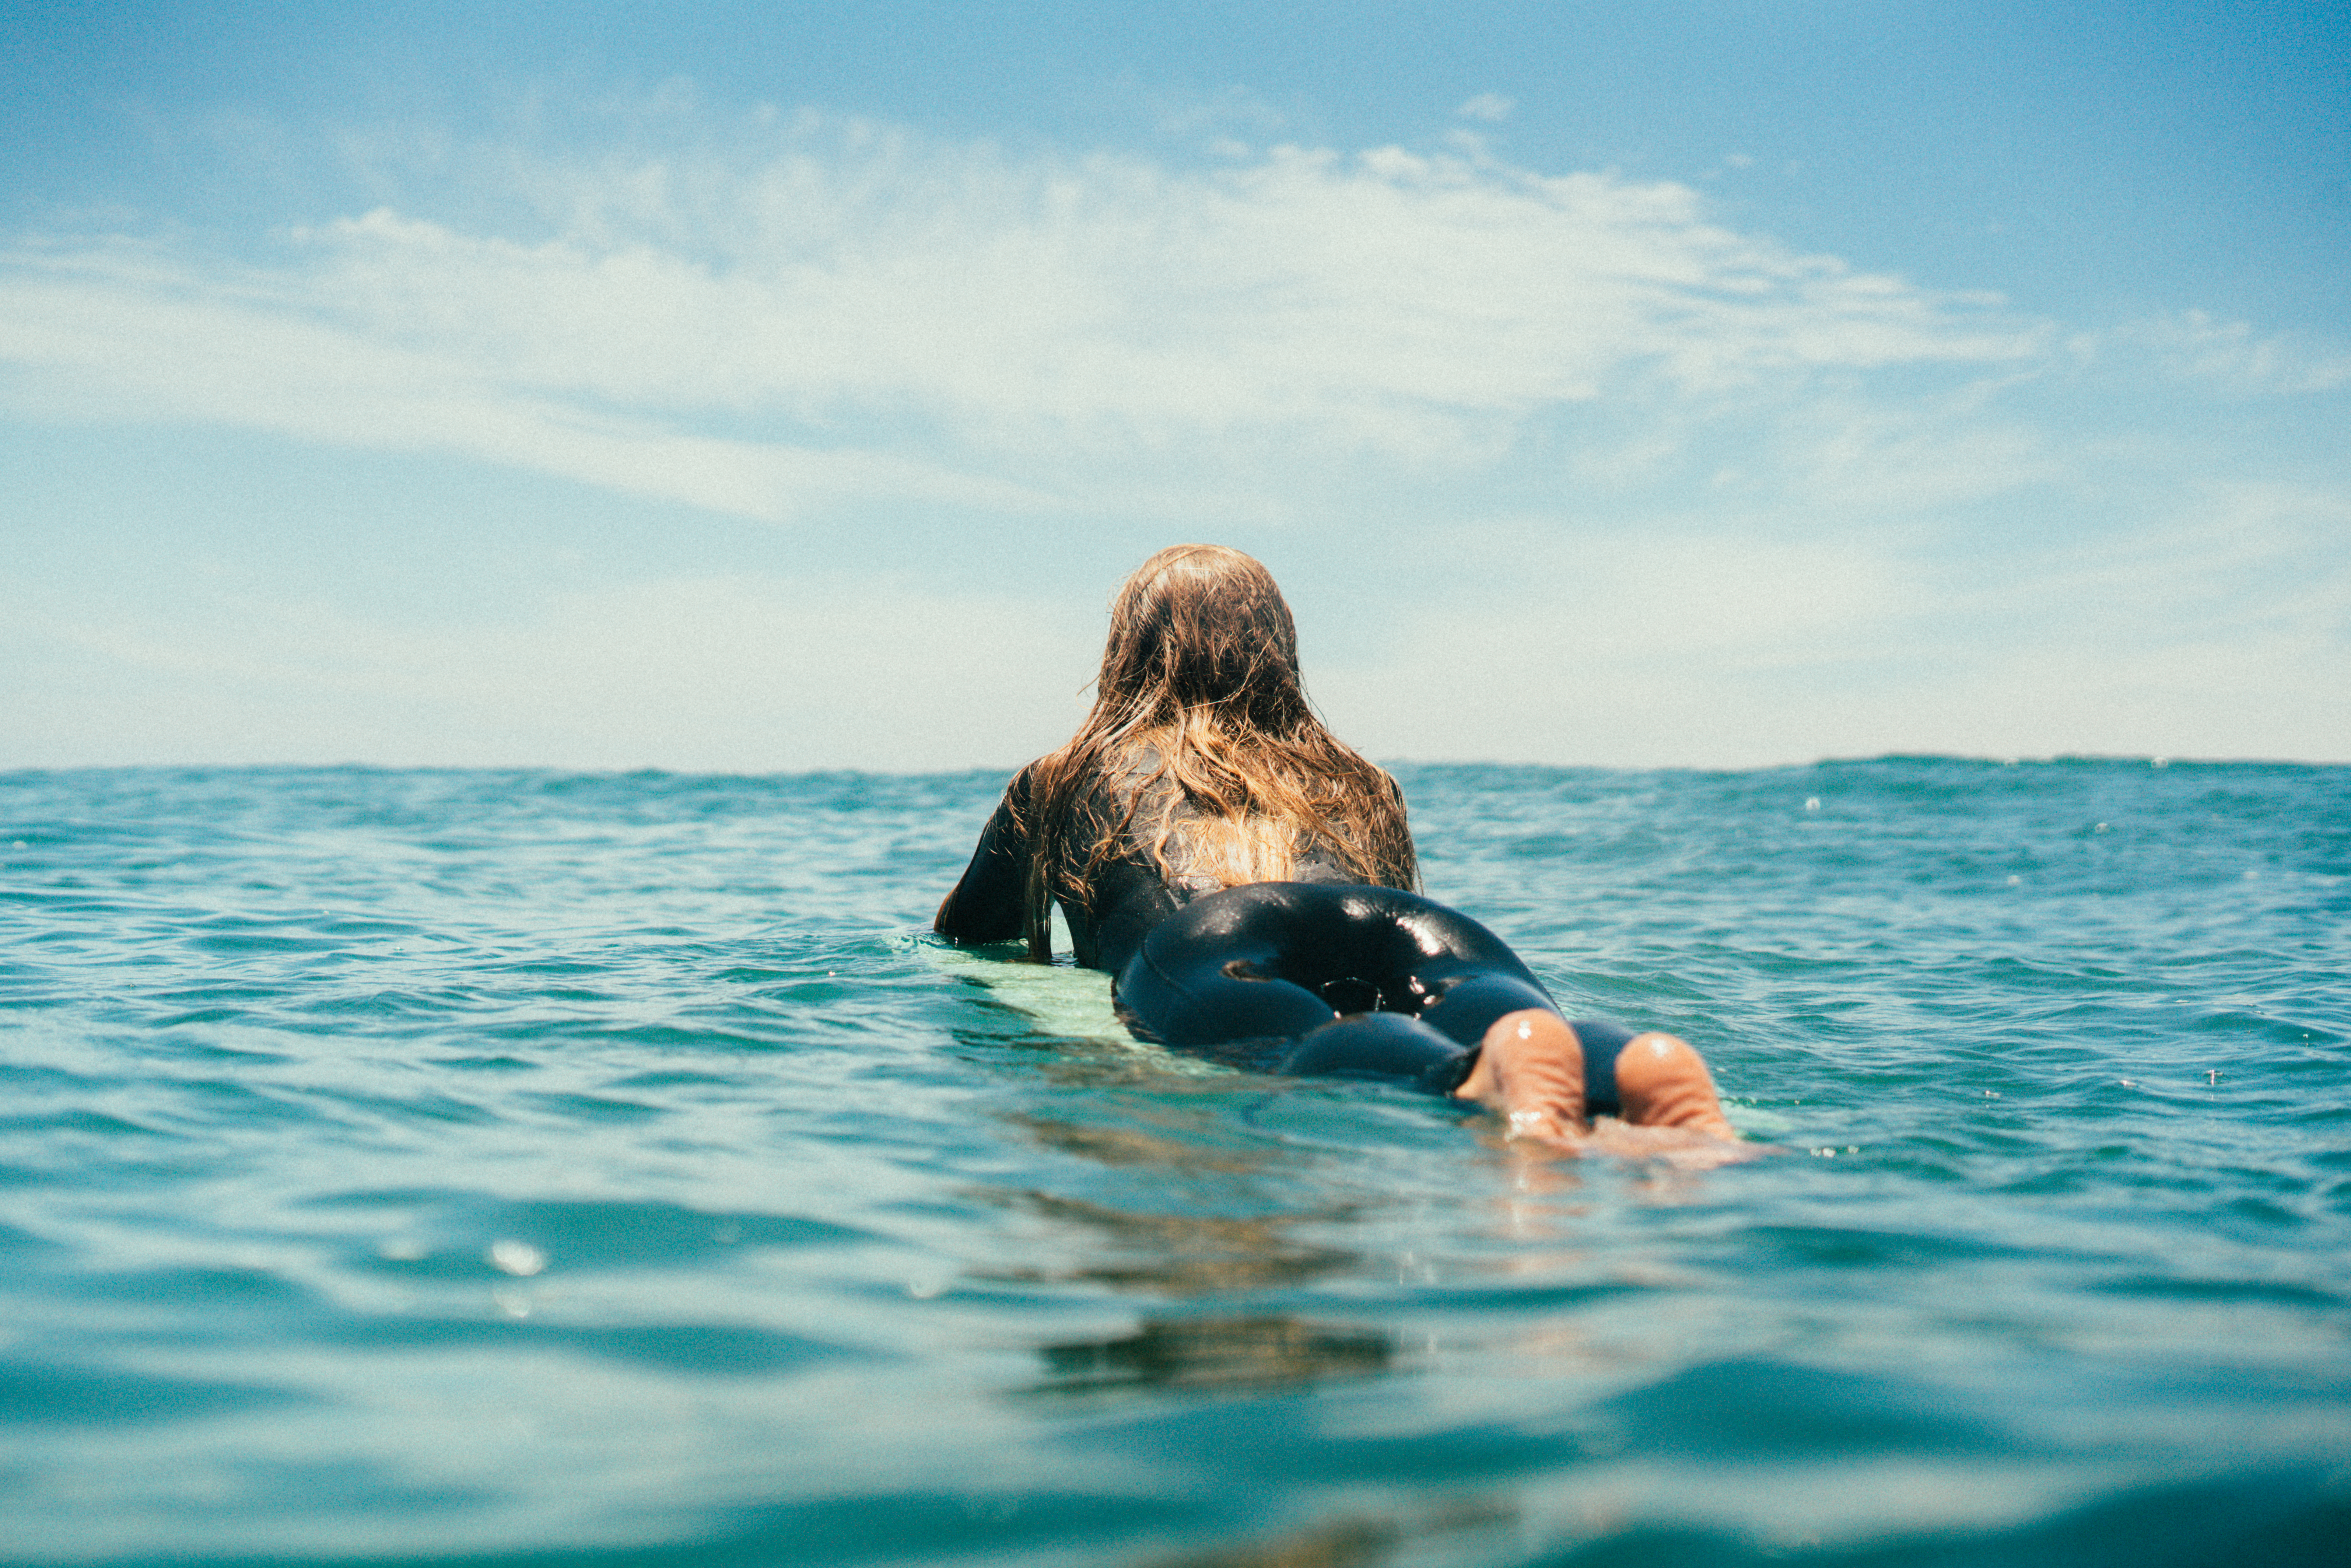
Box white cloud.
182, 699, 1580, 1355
1456, 94, 1515, 122
0, 115, 2044, 522
0, 249, 1055, 522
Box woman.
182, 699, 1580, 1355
936, 545, 1736, 1152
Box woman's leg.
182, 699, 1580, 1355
1613, 1031, 1738, 1138
1455, 1010, 1739, 1146
1121, 885, 1743, 1150
1452, 1010, 1587, 1141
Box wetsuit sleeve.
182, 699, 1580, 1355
934, 772, 1033, 945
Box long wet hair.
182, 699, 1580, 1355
1018, 544, 1417, 958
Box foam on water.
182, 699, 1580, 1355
1, 760, 2346, 1566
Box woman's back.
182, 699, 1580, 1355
934, 544, 1413, 969
935, 741, 1384, 974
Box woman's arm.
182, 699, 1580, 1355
934, 773, 1034, 945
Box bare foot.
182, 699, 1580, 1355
1457, 1015, 1755, 1162
1453, 1010, 1589, 1146
1613, 1032, 1739, 1140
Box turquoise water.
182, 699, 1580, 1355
2, 759, 2346, 1566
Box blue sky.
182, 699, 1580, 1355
4, 1, 2346, 769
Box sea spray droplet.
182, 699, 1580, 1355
488, 1240, 546, 1277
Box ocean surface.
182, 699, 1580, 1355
2, 759, 2346, 1567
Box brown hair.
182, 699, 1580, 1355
1018, 544, 1417, 957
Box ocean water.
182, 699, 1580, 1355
2, 758, 2346, 1567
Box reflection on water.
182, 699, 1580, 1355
1141, 1498, 1518, 1568
984, 1190, 1361, 1293
983, 1098, 1368, 1292
1034, 1314, 1392, 1395
1011, 1113, 1265, 1175
1149, 1514, 1402, 1568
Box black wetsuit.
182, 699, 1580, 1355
1115, 881, 1629, 1111
936, 767, 1629, 1110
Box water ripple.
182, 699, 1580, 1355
0, 761, 2345, 1565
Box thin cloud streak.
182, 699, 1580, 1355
2111, 311, 2351, 396
1313, 483, 2351, 766
2, 573, 1101, 771
0, 250, 1058, 521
